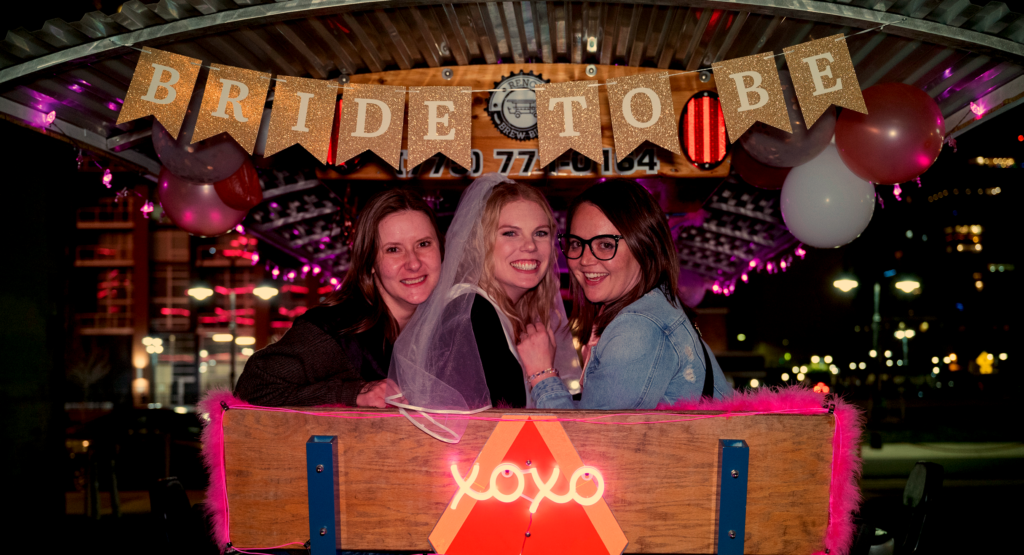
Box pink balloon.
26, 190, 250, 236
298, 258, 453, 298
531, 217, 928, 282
158, 168, 248, 237
151, 77, 248, 182
678, 269, 707, 308
835, 83, 945, 184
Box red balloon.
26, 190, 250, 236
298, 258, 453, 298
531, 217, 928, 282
158, 168, 248, 237
215, 159, 262, 211
731, 145, 792, 189
835, 83, 945, 184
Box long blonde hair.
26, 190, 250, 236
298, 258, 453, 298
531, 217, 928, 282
476, 182, 561, 341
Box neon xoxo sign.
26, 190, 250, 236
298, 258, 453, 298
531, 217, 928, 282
450, 463, 605, 513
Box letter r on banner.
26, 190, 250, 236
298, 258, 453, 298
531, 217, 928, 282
191, 64, 271, 154
212, 79, 251, 122
117, 47, 201, 139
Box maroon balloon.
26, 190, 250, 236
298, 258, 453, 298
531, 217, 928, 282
214, 159, 262, 211
151, 76, 248, 182
158, 168, 248, 237
740, 70, 836, 168
732, 145, 792, 190
835, 83, 945, 184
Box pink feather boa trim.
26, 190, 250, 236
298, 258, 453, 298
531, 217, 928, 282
659, 386, 864, 555
200, 386, 862, 555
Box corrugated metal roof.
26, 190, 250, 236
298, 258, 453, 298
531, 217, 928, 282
2, 1, 1022, 282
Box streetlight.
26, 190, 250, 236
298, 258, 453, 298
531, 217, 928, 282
253, 283, 280, 301
894, 279, 921, 294
832, 278, 859, 293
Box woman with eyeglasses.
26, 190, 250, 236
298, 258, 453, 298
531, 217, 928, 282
518, 178, 730, 409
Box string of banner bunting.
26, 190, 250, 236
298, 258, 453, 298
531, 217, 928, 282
117, 29, 875, 173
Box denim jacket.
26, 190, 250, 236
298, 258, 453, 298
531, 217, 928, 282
531, 287, 731, 409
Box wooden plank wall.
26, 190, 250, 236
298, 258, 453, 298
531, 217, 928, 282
222, 408, 833, 554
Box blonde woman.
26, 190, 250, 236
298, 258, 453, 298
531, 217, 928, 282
387, 173, 579, 442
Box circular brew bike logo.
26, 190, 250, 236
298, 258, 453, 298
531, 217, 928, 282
487, 71, 550, 141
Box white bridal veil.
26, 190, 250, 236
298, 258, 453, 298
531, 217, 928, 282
385, 173, 580, 443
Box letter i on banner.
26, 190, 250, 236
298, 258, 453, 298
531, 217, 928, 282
406, 86, 472, 170
264, 76, 338, 163
712, 53, 792, 143
192, 64, 272, 154
117, 47, 201, 139
535, 81, 603, 168
784, 34, 868, 128
335, 84, 407, 171
606, 72, 681, 161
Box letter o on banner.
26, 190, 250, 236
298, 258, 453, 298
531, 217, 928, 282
679, 91, 729, 170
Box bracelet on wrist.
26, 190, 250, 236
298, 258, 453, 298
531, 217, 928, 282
528, 368, 558, 381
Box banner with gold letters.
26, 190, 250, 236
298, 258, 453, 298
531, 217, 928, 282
263, 75, 338, 164
606, 72, 681, 160
535, 80, 603, 168
784, 34, 868, 128
191, 64, 272, 155
117, 47, 201, 139
712, 54, 793, 143
335, 83, 407, 171
406, 86, 472, 170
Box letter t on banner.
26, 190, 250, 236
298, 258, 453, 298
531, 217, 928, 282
116, 47, 201, 139
784, 34, 868, 128
335, 84, 407, 171
264, 76, 338, 163
407, 86, 472, 170
712, 53, 792, 143
192, 64, 272, 154
535, 81, 603, 168
606, 72, 681, 161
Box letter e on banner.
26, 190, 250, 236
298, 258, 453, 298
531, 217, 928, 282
407, 86, 472, 170
336, 84, 407, 170
192, 64, 271, 154
117, 47, 201, 139
535, 81, 603, 167
784, 34, 867, 128
712, 53, 792, 142
264, 76, 338, 163
606, 72, 681, 160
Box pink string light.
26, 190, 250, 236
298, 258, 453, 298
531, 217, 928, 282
102, 169, 112, 188
140, 201, 154, 218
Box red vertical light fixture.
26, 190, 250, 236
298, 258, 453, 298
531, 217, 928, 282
679, 91, 728, 170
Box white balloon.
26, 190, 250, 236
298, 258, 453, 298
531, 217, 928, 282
780, 144, 875, 249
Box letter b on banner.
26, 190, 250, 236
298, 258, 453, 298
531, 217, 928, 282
117, 48, 202, 139
712, 53, 792, 142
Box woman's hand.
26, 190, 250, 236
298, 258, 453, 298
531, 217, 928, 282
518, 323, 557, 385
356, 380, 389, 408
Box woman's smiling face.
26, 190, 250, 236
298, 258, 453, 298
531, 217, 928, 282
568, 202, 641, 304
491, 199, 553, 304
373, 210, 442, 318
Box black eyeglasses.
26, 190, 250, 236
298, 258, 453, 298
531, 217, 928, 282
557, 233, 624, 261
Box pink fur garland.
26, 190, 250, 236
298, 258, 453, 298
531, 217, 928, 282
660, 386, 864, 555
198, 389, 247, 552
200, 386, 862, 555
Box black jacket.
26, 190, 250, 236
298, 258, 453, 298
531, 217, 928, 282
234, 296, 391, 407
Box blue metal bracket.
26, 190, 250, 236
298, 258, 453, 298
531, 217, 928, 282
717, 439, 749, 555
307, 435, 338, 555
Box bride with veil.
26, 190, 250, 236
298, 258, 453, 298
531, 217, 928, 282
386, 173, 580, 442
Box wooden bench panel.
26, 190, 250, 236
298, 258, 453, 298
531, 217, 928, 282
223, 408, 833, 554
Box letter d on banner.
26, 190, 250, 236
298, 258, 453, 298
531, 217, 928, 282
712, 53, 792, 143
117, 47, 201, 139
264, 76, 338, 163
192, 64, 271, 154
784, 34, 868, 128
335, 84, 407, 171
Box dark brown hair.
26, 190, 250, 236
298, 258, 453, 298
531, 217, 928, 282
323, 189, 443, 341
567, 178, 680, 342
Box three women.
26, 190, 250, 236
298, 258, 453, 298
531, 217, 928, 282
236, 174, 728, 426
